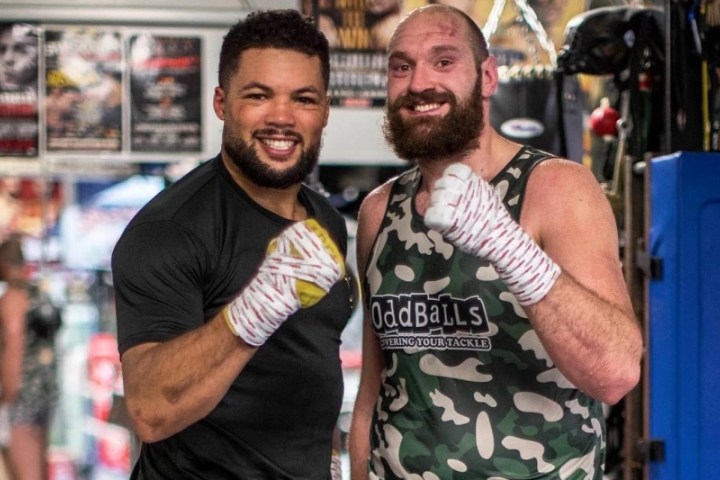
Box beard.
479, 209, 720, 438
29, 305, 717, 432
223, 128, 321, 190
383, 77, 484, 164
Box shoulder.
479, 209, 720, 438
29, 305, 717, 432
112, 218, 210, 282
526, 158, 606, 206
134, 158, 219, 222
522, 158, 615, 244
358, 177, 396, 227
356, 177, 396, 263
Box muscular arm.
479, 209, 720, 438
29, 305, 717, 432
118, 219, 344, 443
120, 313, 257, 443
348, 186, 388, 480
520, 160, 642, 404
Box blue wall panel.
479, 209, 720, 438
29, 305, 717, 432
648, 151, 720, 479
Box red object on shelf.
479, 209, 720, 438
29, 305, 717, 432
589, 97, 620, 138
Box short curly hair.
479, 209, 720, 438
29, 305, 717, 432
218, 9, 330, 91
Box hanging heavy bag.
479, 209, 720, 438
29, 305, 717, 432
489, 64, 585, 162
483, 0, 585, 162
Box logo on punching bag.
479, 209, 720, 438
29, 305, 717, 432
499, 118, 545, 139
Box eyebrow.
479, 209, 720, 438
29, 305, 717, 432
239, 81, 323, 96
389, 44, 463, 63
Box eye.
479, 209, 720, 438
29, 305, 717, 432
436, 59, 453, 68
389, 63, 411, 75
296, 96, 317, 104
245, 93, 266, 100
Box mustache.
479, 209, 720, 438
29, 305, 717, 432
253, 128, 303, 142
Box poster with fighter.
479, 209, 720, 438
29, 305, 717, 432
44, 26, 123, 152
128, 34, 202, 152
301, 0, 407, 107
0, 22, 40, 156
303, 1, 589, 107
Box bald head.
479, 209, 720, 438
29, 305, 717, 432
389, 4, 489, 69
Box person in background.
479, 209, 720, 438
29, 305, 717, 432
428, 0, 478, 20
0, 179, 21, 241
367, 0, 404, 50
0, 235, 59, 480
349, 5, 642, 479
0, 23, 39, 93
112, 9, 351, 479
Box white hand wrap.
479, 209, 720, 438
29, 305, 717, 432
224, 220, 344, 346
424, 163, 560, 306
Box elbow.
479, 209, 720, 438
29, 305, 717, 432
598, 329, 644, 405
131, 416, 172, 444
600, 368, 640, 405
125, 400, 174, 444
132, 423, 166, 445
594, 357, 642, 406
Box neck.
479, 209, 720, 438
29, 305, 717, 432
221, 154, 307, 221
417, 129, 523, 194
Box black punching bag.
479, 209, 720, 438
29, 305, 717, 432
489, 64, 585, 162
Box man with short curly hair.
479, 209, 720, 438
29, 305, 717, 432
113, 9, 351, 479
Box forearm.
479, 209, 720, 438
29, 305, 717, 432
424, 163, 642, 404
349, 360, 381, 480
0, 321, 24, 403
122, 314, 256, 442
0, 347, 22, 403
348, 405, 372, 480
526, 272, 642, 404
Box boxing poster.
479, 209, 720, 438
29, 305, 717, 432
304, 1, 589, 107
0, 23, 40, 156
129, 34, 202, 152
302, 0, 410, 107
44, 27, 124, 152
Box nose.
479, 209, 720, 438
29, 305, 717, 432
264, 98, 295, 128
407, 63, 438, 95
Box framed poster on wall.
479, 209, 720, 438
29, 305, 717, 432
44, 26, 124, 152
0, 22, 39, 156
128, 34, 202, 153
303, 0, 588, 107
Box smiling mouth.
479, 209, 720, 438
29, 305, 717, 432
261, 138, 296, 150
412, 102, 443, 112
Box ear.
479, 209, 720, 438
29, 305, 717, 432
480, 55, 498, 98
213, 86, 226, 121
322, 94, 331, 128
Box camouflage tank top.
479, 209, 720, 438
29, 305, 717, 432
364, 146, 606, 479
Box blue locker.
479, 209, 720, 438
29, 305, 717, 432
647, 151, 720, 479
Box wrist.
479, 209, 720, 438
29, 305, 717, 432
485, 218, 561, 306
224, 276, 296, 346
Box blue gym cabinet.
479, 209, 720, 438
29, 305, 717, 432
646, 151, 720, 479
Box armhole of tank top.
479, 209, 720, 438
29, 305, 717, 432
363, 174, 408, 303
516, 152, 554, 221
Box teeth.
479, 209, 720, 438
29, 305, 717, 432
414, 103, 441, 112
263, 139, 295, 150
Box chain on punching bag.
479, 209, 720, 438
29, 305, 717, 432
484, 0, 584, 162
